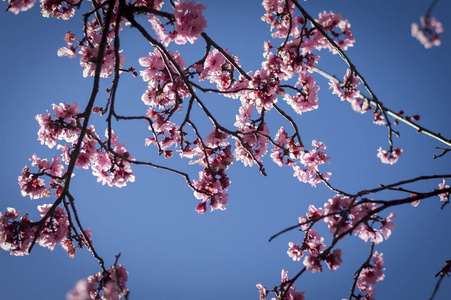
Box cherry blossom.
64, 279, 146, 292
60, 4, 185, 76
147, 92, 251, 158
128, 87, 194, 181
79, 44, 125, 78
325, 248, 343, 272
270, 127, 303, 167
133, 0, 164, 10
40, 0, 80, 20
357, 251, 385, 299
90, 130, 135, 188
300, 11, 354, 54
351, 205, 396, 244
376, 147, 403, 165
19, 154, 65, 199
36, 102, 81, 148
149, 0, 207, 46
284, 72, 320, 115
66, 279, 90, 300
438, 179, 450, 203
234, 123, 270, 167
172, 0, 207, 44
192, 170, 229, 213
3, 0, 450, 299
67, 264, 128, 300
256, 283, 268, 300
280, 269, 306, 300
4, 0, 36, 14
0, 207, 36, 256
18, 166, 49, 199
37, 204, 69, 250
315, 11, 355, 53
412, 17, 443, 49
291, 140, 331, 187
287, 242, 303, 261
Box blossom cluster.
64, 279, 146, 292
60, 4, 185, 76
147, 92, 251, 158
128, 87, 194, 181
287, 138, 331, 187
34, 103, 136, 190
0, 205, 71, 256
35, 101, 81, 149
256, 269, 305, 300
411, 16, 443, 49
356, 251, 385, 300
5, 0, 445, 298
329, 68, 370, 114
148, 0, 207, 46
438, 179, 450, 204
58, 17, 125, 78
66, 264, 129, 300
284, 195, 395, 277
18, 154, 65, 199
287, 205, 345, 273
139, 48, 189, 110
181, 128, 233, 213
5, 0, 79, 19
293, 228, 343, 273
322, 195, 396, 244
253, 194, 395, 299
376, 147, 403, 165
136, 0, 349, 212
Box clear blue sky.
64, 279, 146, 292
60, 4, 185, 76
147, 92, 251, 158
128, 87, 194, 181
1, 0, 451, 299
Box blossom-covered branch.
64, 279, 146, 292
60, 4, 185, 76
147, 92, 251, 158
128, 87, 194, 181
1, 0, 449, 299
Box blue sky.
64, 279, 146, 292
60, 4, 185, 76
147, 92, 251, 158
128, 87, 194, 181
1, 0, 451, 299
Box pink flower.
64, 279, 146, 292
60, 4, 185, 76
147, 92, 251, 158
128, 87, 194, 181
305, 229, 325, 257
89, 130, 135, 188
66, 279, 89, 300
171, 1, 207, 45
410, 193, 420, 207
324, 194, 352, 215
284, 72, 319, 115
192, 170, 229, 213
329, 69, 361, 104
306, 204, 323, 220
325, 248, 343, 272
356, 225, 383, 244
37, 204, 69, 250
205, 49, 225, 73
377, 147, 402, 165
438, 180, 450, 203
205, 128, 229, 147
278, 270, 305, 300
195, 202, 207, 214
57, 46, 76, 58
18, 166, 50, 199
292, 165, 310, 184
357, 251, 385, 296
40, 0, 79, 20
79, 44, 125, 78
412, 17, 443, 49
303, 254, 322, 273
234, 123, 269, 167
68, 264, 128, 300
287, 242, 303, 261
133, 0, 164, 10
0, 208, 36, 256
298, 216, 309, 231
380, 213, 396, 240
256, 284, 268, 300
303, 11, 354, 54
5, 0, 36, 14
36, 102, 81, 149
243, 68, 281, 113
61, 239, 76, 258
